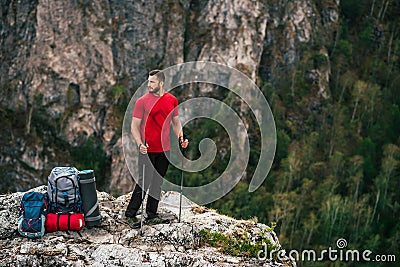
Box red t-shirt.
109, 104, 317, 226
132, 92, 179, 152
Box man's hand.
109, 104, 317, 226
179, 136, 189, 149
138, 143, 149, 154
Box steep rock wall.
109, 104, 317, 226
0, 0, 339, 194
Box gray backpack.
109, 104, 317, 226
47, 167, 82, 213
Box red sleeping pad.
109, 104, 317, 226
45, 213, 85, 232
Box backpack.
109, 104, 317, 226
47, 167, 82, 213
17, 192, 48, 238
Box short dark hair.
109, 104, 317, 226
149, 69, 165, 83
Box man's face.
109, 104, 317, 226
148, 75, 162, 94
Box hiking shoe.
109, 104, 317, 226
125, 216, 139, 228
145, 215, 168, 225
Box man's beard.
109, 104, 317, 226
149, 85, 160, 94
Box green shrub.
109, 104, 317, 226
200, 228, 277, 259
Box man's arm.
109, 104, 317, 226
171, 115, 189, 148
131, 117, 147, 154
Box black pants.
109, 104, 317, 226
125, 151, 170, 218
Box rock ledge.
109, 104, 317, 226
0, 186, 295, 267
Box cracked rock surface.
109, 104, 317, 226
0, 186, 295, 266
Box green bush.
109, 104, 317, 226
200, 228, 277, 259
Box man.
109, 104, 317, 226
125, 69, 189, 226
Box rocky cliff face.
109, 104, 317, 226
0, 186, 295, 266
0, 0, 339, 194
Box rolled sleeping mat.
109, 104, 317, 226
45, 213, 85, 232
78, 170, 102, 227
